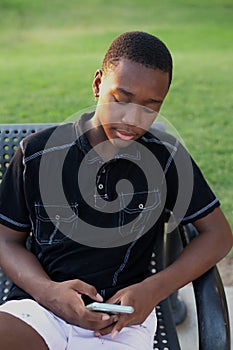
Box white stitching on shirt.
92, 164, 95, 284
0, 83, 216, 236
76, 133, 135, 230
24, 142, 76, 163
141, 135, 178, 152
182, 198, 219, 222
112, 239, 138, 286
115, 149, 141, 161
164, 138, 179, 175
0, 213, 31, 228
141, 135, 178, 174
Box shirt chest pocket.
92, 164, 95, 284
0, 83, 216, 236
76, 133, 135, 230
34, 203, 79, 245
119, 189, 162, 237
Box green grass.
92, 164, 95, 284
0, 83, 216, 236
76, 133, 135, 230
0, 0, 233, 232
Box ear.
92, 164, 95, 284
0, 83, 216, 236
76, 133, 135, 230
92, 69, 103, 98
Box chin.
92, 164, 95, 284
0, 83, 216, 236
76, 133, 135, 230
111, 138, 135, 149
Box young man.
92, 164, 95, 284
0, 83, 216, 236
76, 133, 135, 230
0, 31, 232, 350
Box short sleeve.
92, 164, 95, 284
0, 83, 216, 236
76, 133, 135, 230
0, 143, 31, 231
165, 142, 220, 224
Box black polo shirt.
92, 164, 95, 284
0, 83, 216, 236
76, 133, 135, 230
0, 113, 220, 302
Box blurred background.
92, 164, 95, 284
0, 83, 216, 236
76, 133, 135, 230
0, 0, 232, 232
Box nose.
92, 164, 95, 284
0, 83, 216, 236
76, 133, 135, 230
121, 103, 142, 127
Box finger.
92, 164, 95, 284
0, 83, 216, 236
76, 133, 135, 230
106, 294, 121, 305
94, 315, 119, 336
85, 311, 118, 331
73, 280, 103, 301
85, 309, 119, 326
94, 324, 114, 337
85, 309, 110, 322
111, 316, 128, 338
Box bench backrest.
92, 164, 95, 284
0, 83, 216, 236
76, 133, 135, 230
0, 124, 56, 183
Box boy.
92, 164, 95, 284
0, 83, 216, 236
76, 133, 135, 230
0, 31, 232, 350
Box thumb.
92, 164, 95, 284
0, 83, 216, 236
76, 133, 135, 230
73, 280, 103, 302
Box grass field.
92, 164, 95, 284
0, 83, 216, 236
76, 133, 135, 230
0, 0, 232, 231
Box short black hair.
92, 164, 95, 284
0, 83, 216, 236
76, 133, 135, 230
102, 31, 173, 87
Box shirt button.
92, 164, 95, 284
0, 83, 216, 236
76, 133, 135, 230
55, 214, 60, 220
98, 184, 104, 190
138, 203, 144, 209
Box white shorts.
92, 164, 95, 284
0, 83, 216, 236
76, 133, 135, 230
0, 299, 157, 350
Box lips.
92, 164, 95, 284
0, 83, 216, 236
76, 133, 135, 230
115, 129, 136, 140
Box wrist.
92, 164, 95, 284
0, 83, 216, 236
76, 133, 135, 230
33, 279, 57, 305
143, 270, 177, 306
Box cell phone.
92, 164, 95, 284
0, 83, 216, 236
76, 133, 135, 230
85, 302, 134, 314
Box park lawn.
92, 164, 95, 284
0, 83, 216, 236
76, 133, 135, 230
0, 0, 232, 230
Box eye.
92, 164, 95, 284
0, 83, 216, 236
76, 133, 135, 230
113, 95, 127, 105
143, 106, 156, 114
113, 95, 119, 102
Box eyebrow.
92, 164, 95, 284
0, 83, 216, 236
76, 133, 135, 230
114, 87, 163, 104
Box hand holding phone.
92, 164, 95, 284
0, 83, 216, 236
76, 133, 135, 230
86, 302, 134, 315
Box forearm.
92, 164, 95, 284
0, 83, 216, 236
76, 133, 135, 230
144, 235, 223, 304
0, 239, 53, 302
144, 208, 233, 305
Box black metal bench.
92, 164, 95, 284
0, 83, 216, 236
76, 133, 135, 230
0, 123, 231, 349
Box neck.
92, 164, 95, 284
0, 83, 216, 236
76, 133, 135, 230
84, 117, 119, 162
